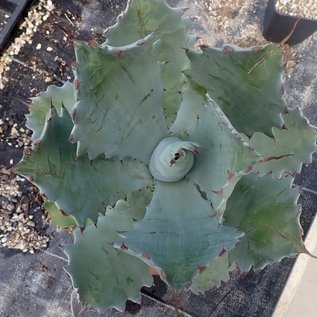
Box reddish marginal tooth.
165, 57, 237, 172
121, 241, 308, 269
137, 39, 145, 46
190, 16, 199, 22
299, 228, 304, 236
88, 40, 97, 47
211, 188, 223, 197
218, 248, 227, 257
281, 123, 288, 130
80, 227, 85, 234
211, 209, 221, 218
161, 271, 168, 279
120, 242, 128, 250
293, 171, 300, 178
227, 170, 235, 180
223, 46, 235, 54
284, 106, 289, 114
235, 241, 241, 248
198, 265, 206, 273
252, 46, 263, 52
233, 133, 242, 141
47, 113, 56, 121
143, 251, 151, 260
23, 147, 31, 155
199, 44, 209, 49
27, 176, 34, 182
112, 49, 123, 58
244, 166, 253, 173
74, 79, 81, 90
72, 108, 77, 122
33, 139, 43, 146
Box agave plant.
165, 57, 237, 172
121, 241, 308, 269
15, 0, 316, 312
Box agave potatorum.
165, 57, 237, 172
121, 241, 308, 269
15, 0, 317, 312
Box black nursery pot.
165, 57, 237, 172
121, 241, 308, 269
263, 0, 317, 45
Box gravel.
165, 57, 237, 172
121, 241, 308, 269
0, 167, 50, 253
275, 0, 317, 20
0, 0, 54, 89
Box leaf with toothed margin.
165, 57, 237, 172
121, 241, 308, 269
224, 173, 305, 272
105, 0, 195, 126
170, 83, 260, 214
15, 106, 153, 227
121, 180, 243, 292
185, 44, 285, 137
190, 253, 230, 294
64, 202, 153, 312
27, 82, 75, 140
249, 108, 317, 178
71, 33, 168, 161
44, 201, 77, 228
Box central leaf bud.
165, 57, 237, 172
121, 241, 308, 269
149, 137, 200, 182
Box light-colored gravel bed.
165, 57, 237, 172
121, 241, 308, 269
275, 0, 317, 20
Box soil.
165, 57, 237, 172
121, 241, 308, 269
0, 0, 317, 316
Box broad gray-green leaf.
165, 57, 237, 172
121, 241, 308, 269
122, 180, 242, 292
15, 106, 153, 226
71, 33, 168, 161
65, 205, 152, 311
191, 253, 230, 294
250, 108, 317, 178
185, 44, 285, 136
105, 0, 194, 125
224, 174, 305, 272
44, 201, 77, 228
170, 84, 259, 213
27, 82, 75, 140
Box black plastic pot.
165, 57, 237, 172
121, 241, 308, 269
0, 0, 35, 53
263, 0, 317, 45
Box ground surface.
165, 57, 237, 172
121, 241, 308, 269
0, 0, 317, 316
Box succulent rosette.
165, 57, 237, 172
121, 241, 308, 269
15, 0, 316, 312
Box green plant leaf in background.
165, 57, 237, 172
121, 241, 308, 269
27, 82, 75, 140
122, 180, 242, 292
170, 83, 259, 214
71, 33, 168, 161
190, 253, 230, 294
65, 200, 153, 311
185, 44, 285, 137
250, 108, 317, 178
105, 0, 194, 125
15, 105, 153, 226
224, 173, 305, 272
44, 201, 77, 228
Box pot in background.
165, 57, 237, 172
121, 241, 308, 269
263, 0, 317, 45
